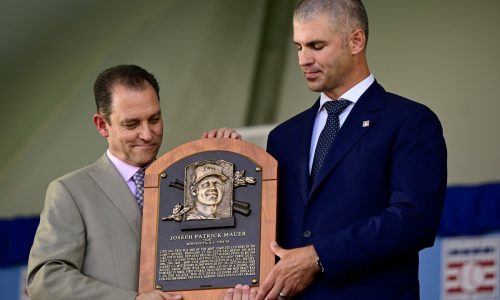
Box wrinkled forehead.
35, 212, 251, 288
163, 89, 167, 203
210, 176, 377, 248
109, 83, 160, 114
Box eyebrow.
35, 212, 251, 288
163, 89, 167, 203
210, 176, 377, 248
295, 39, 326, 46
148, 111, 162, 118
122, 110, 161, 124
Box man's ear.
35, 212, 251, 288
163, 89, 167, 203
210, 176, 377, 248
93, 113, 110, 138
190, 185, 197, 196
349, 28, 366, 55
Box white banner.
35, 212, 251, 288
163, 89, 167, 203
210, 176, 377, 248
442, 236, 499, 300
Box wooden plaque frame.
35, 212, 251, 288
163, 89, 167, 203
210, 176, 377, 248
139, 138, 277, 299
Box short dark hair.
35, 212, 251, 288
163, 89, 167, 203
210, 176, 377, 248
294, 0, 369, 42
93, 64, 160, 122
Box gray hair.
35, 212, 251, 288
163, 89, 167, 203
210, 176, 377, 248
294, 0, 369, 42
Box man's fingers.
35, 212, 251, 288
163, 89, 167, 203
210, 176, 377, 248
270, 241, 285, 258
201, 127, 241, 139
225, 284, 255, 300
249, 287, 258, 299
264, 241, 288, 298
161, 292, 182, 300
255, 277, 273, 300
240, 285, 251, 300
216, 127, 227, 137
223, 129, 241, 139
201, 129, 216, 138
233, 284, 244, 300
255, 267, 279, 300
230, 131, 242, 139
223, 129, 232, 138
267, 280, 285, 300
224, 288, 235, 300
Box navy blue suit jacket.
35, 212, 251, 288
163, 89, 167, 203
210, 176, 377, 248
266, 82, 447, 299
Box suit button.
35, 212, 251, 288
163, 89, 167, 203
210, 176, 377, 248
303, 230, 312, 238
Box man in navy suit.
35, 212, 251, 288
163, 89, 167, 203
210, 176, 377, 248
256, 0, 447, 299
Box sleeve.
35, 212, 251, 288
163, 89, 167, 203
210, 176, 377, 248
314, 107, 447, 282
26, 179, 137, 300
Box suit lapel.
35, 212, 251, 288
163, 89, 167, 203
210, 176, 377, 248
89, 154, 142, 241
293, 99, 320, 205
309, 82, 387, 198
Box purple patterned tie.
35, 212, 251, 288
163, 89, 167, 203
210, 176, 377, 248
132, 168, 145, 210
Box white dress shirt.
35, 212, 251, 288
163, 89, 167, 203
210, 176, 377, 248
309, 74, 375, 172
106, 149, 141, 195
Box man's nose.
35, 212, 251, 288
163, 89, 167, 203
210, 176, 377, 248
298, 48, 313, 66
138, 124, 153, 141
208, 182, 219, 190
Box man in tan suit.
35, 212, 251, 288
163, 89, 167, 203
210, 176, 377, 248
27, 65, 244, 300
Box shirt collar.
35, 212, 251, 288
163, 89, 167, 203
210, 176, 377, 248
106, 149, 140, 182
318, 74, 375, 111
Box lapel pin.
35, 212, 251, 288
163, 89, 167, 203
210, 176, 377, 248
362, 120, 370, 128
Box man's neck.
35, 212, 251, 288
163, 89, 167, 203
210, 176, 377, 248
325, 61, 370, 100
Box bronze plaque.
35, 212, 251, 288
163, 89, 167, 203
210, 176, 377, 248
139, 139, 277, 299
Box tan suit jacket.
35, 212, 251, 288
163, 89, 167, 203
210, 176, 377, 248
27, 154, 142, 300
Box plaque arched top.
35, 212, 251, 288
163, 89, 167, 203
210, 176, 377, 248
145, 138, 277, 188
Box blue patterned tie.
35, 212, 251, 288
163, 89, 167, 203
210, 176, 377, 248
132, 168, 145, 211
311, 99, 352, 183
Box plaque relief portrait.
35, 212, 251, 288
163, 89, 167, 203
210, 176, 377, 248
140, 139, 277, 296
184, 160, 233, 221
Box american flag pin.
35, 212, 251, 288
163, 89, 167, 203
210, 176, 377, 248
362, 120, 370, 127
